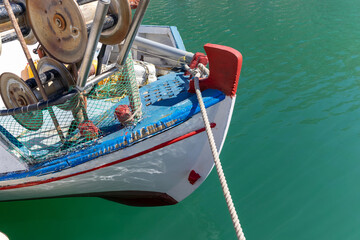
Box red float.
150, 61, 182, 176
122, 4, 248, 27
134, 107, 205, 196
79, 120, 99, 140
115, 105, 133, 125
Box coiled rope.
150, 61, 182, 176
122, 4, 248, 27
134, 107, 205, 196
192, 67, 246, 240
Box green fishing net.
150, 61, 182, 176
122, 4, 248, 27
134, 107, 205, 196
0, 54, 142, 163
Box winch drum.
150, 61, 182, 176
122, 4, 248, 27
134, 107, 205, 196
0, 72, 43, 131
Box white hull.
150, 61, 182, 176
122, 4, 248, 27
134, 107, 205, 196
0, 96, 235, 205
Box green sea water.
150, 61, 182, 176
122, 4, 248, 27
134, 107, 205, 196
2, 0, 360, 239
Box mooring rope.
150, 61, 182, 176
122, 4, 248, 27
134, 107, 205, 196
193, 73, 246, 240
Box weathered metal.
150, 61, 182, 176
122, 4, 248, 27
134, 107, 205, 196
26, 0, 87, 63
76, 0, 110, 89
36, 57, 79, 111
0, 72, 43, 131
100, 0, 131, 45
116, 0, 150, 66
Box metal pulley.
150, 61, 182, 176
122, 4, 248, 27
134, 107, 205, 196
79, 0, 131, 45
0, 57, 79, 131
1, 0, 131, 46
37, 57, 74, 92
0, 72, 43, 131
100, 0, 131, 45
34, 57, 79, 110
26, 0, 87, 63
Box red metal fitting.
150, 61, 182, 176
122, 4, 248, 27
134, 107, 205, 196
79, 120, 99, 140
188, 170, 201, 185
185, 52, 209, 75
129, 0, 140, 9
188, 44, 243, 97
189, 52, 209, 69
115, 105, 133, 125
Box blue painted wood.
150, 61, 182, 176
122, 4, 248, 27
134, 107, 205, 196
170, 26, 186, 51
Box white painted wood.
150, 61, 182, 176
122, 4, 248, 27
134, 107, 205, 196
0, 97, 234, 203
0, 138, 27, 174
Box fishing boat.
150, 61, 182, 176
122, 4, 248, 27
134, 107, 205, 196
0, 0, 242, 206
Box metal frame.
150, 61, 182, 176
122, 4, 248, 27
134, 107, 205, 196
76, 0, 111, 89
0, 0, 196, 117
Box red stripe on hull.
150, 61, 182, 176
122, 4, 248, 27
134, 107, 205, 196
0, 123, 216, 191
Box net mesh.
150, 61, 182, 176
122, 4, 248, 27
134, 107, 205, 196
0, 54, 142, 164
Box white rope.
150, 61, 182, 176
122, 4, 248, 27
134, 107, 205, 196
198, 63, 210, 76
193, 74, 246, 240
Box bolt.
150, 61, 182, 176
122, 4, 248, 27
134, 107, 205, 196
55, 18, 62, 28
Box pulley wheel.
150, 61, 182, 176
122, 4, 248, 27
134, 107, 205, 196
0, 73, 43, 131
26, 0, 87, 63
37, 57, 79, 111
37, 57, 75, 90
99, 0, 131, 45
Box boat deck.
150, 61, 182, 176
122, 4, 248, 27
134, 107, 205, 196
0, 71, 225, 180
